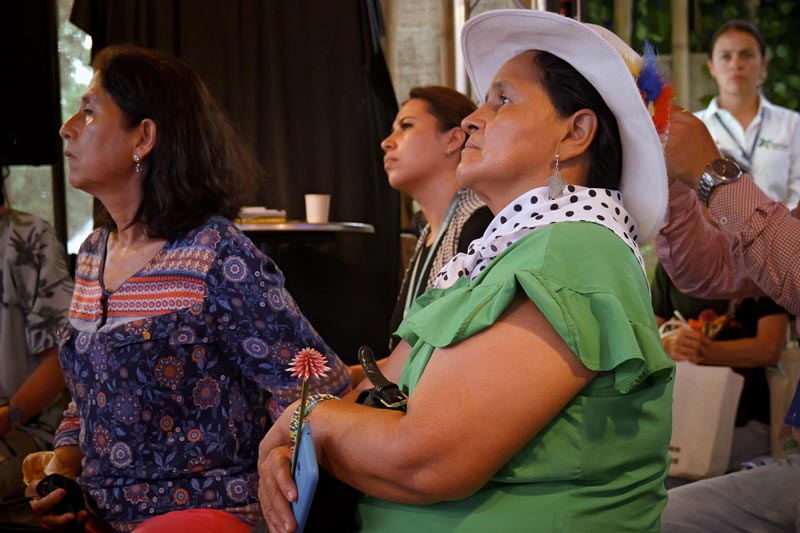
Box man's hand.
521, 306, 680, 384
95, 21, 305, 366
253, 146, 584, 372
665, 106, 722, 188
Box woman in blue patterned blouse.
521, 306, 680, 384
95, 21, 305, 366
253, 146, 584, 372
23, 45, 350, 533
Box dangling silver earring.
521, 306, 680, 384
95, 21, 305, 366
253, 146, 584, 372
547, 154, 566, 199
133, 153, 142, 173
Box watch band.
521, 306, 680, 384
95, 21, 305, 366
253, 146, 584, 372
696, 158, 743, 207
697, 171, 716, 207
358, 346, 408, 411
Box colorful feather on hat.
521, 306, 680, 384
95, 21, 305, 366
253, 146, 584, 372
636, 41, 672, 136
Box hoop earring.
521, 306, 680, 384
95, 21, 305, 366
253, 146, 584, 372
133, 154, 142, 173
547, 154, 567, 199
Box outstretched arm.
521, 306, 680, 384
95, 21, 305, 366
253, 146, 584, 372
0, 347, 65, 436
696, 312, 788, 367
664, 312, 787, 367
709, 181, 800, 316
258, 295, 595, 530
657, 106, 800, 312
656, 181, 764, 301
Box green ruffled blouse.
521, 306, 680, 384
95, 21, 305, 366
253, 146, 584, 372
358, 222, 674, 532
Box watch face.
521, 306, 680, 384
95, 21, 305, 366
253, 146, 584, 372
711, 158, 742, 180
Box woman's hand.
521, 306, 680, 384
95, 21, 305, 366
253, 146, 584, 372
25, 480, 92, 529
664, 327, 709, 363
23, 446, 86, 527
257, 444, 298, 533
258, 401, 300, 532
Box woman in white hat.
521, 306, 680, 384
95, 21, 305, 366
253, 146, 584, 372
258, 9, 673, 532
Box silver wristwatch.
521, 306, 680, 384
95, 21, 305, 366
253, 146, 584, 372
697, 158, 743, 206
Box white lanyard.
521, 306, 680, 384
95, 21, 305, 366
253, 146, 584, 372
714, 107, 765, 166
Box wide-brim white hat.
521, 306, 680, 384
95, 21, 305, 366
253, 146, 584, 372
461, 9, 667, 245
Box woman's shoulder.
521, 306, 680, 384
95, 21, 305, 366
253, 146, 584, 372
408, 224, 642, 326
534, 219, 629, 245
763, 98, 800, 124
170, 215, 250, 253
169, 215, 274, 279
183, 215, 238, 238
483, 222, 654, 320
500, 221, 637, 275
76, 226, 109, 256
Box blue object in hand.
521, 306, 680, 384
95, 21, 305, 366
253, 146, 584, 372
292, 423, 319, 533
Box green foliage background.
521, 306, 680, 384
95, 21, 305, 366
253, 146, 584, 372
693, 0, 800, 109
586, 0, 800, 110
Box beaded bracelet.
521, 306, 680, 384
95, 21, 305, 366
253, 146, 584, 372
289, 393, 340, 446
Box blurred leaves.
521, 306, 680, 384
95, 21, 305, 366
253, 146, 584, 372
633, 0, 670, 48
585, 1, 614, 29
690, 0, 799, 109
585, 0, 799, 110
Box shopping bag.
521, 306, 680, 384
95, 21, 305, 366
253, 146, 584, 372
766, 342, 800, 458
669, 361, 744, 479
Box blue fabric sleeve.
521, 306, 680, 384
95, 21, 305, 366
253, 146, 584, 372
207, 227, 350, 418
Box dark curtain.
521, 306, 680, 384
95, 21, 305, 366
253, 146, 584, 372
71, 0, 400, 362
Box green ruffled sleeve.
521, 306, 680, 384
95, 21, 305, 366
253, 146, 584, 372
397, 222, 673, 394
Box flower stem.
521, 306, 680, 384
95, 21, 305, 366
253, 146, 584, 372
291, 380, 310, 476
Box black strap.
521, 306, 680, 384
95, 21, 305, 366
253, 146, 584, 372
358, 346, 408, 411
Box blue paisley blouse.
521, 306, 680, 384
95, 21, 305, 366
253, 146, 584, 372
54, 216, 350, 530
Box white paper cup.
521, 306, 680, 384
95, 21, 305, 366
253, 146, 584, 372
305, 194, 331, 223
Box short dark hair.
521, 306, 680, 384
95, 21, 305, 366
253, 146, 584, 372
532, 51, 622, 190
709, 19, 766, 58
92, 45, 261, 238
407, 86, 476, 132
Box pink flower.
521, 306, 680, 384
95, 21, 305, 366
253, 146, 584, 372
287, 347, 330, 381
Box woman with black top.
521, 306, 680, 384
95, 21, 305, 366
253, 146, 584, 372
382, 87, 492, 351
653, 261, 788, 468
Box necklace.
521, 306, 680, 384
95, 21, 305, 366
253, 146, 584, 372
402, 194, 459, 317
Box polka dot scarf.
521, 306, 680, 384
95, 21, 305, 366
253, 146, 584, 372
433, 185, 646, 289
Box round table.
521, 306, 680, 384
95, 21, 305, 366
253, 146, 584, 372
237, 221, 375, 259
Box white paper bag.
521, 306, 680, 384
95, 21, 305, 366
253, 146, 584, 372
669, 361, 745, 479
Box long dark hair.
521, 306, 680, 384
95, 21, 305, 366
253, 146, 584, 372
532, 52, 622, 190
92, 45, 261, 238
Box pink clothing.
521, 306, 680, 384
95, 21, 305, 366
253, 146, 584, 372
132, 509, 253, 533
656, 176, 800, 318
43, 510, 250, 533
